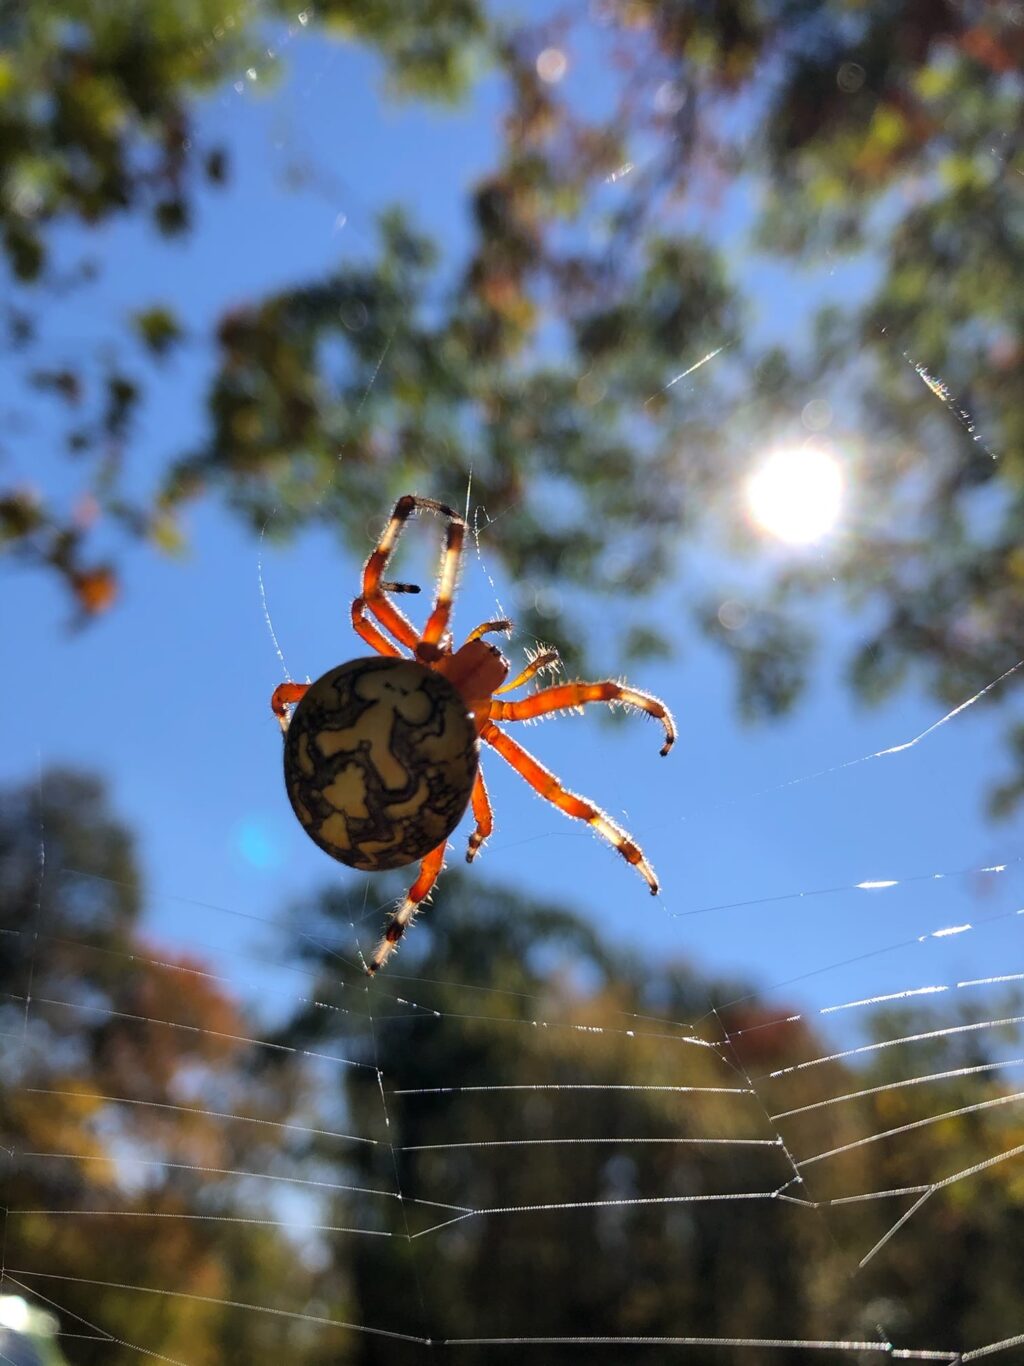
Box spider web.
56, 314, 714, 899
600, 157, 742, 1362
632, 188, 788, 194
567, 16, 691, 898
6, 697, 1024, 1363
6, 522, 1024, 1361
4, 8, 1024, 1365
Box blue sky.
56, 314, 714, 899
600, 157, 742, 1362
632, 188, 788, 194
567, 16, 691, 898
3, 18, 1021, 1044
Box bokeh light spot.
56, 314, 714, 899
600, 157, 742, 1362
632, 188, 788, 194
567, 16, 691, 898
837, 62, 866, 92
717, 599, 748, 631
0, 1297, 30, 1332
536, 48, 567, 83
654, 81, 686, 115
801, 398, 832, 431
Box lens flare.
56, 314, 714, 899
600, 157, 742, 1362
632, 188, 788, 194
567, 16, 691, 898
745, 444, 843, 544
233, 816, 283, 870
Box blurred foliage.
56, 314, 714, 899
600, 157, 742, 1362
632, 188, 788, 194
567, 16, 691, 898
3, 768, 1024, 1358
3, 2, 1024, 799
273, 869, 1024, 1363
0, 0, 486, 279
0, 769, 315, 1364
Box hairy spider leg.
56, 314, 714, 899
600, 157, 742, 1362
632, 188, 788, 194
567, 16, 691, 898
495, 649, 561, 694
465, 618, 513, 643
491, 681, 676, 755
359, 494, 444, 652
271, 681, 310, 733
368, 837, 448, 974
460, 622, 560, 693
481, 721, 659, 894
350, 598, 404, 656
419, 510, 466, 653
466, 767, 494, 863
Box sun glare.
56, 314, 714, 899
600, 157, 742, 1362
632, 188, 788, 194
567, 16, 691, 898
745, 444, 843, 545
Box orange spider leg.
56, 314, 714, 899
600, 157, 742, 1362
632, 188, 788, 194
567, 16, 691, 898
271, 681, 310, 733
420, 511, 466, 652
481, 721, 659, 894
351, 598, 405, 657
466, 767, 494, 863
491, 682, 676, 755
465, 618, 513, 643
495, 649, 560, 695
368, 838, 448, 975
360, 495, 433, 651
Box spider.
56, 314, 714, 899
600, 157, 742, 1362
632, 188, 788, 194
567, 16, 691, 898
272, 494, 675, 975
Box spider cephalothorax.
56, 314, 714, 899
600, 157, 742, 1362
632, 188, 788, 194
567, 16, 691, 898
273, 494, 675, 975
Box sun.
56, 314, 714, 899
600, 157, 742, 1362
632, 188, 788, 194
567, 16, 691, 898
745, 443, 843, 545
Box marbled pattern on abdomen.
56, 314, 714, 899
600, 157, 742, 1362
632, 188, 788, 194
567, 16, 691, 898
284, 657, 479, 871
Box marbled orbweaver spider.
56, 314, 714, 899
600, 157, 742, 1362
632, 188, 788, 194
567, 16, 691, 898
273, 495, 676, 975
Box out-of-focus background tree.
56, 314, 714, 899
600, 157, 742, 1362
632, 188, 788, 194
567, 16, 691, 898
4, 0, 1023, 797
4, 770, 1024, 1361
5, 1, 1024, 1359
0, 772, 314, 1362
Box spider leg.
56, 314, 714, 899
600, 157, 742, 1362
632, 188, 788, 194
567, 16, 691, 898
271, 682, 310, 734
481, 721, 659, 894
419, 508, 465, 653
351, 598, 405, 657
465, 618, 513, 643
495, 649, 560, 695
491, 681, 676, 755
367, 838, 448, 975
465, 767, 494, 863
360, 495, 435, 651
361, 495, 467, 659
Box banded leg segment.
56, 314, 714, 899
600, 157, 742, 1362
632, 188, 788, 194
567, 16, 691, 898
361, 495, 437, 650
361, 495, 467, 656
491, 681, 676, 755
420, 510, 466, 651
271, 681, 310, 733
466, 767, 493, 863
481, 722, 659, 894
368, 838, 448, 975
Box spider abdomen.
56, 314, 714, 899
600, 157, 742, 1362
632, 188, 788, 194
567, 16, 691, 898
284, 657, 479, 871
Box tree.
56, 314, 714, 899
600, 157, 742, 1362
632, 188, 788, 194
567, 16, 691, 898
0, 769, 315, 1363
273, 869, 1024, 1362
5, 771, 1023, 1359
0, 0, 487, 620
4, 1, 1024, 803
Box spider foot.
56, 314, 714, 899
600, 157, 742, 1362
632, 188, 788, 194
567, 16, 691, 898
367, 841, 448, 976
637, 856, 659, 896
366, 893, 422, 975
